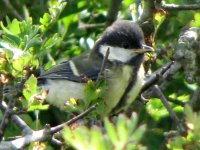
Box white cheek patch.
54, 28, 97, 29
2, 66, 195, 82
99, 45, 137, 62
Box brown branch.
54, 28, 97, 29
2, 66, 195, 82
106, 0, 123, 26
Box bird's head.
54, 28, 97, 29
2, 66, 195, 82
95, 20, 153, 63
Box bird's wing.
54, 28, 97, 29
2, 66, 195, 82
38, 54, 101, 83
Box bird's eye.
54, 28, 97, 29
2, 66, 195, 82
122, 43, 129, 49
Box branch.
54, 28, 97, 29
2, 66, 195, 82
161, 2, 200, 11
78, 22, 105, 30
106, 0, 123, 26
138, 0, 155, 37
0, 103, 98, 149
50, 103, 99, 134
153, 85, 186, 135
0, 101, 33, 135
168, 98, 185, 107
141, 61, 174, 92
0, 96, 15, 141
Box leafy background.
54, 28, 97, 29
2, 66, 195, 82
0, 0, 200, 149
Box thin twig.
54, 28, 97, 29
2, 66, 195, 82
96, 48, 110, 82
78, 22, 105, 30
168, 98, 185, 107
50, 103, 99, 134
153, 85, 186, 135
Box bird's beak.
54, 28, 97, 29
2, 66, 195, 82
133, 44, 154, 54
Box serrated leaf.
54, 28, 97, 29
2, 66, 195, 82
104, 118, 118, 145
1, 22, 13, 35
1, 19, 20, 35
9, 19, 21, 35
40, 13, 51, 25
116, 114, 128, 143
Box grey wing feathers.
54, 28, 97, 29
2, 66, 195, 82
38, 61, 100, 82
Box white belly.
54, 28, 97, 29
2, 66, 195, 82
43, 80, 85, 109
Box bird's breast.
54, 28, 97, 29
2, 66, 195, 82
102, 65, 135, 114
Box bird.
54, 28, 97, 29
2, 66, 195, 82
38, 20, 153, 116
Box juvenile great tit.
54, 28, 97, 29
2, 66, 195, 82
38, 20, 153, 115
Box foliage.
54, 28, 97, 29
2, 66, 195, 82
63, 80, 107, 115
63, 113, 146, 150
167, 105, 200, 149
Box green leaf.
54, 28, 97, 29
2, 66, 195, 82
84, 80, 107, 107
129, 124, 146, 143
43, 33, 61, 49
104, 118, 118, 145
127, 112, 138, 134
2, 34, 21, 46
4, 49, 14, 60
40, 13, 51, 32
23, 75, 37, 102
12, 54, 32, 71
146, 98, 169, 121
190, 13, 200, 27
84, 80, 98, 103
12, 57, 24, 71
90, 127, 107, 150
116, 114, 128, 143
0, 19, 20, 35
27, 104, 49, 111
